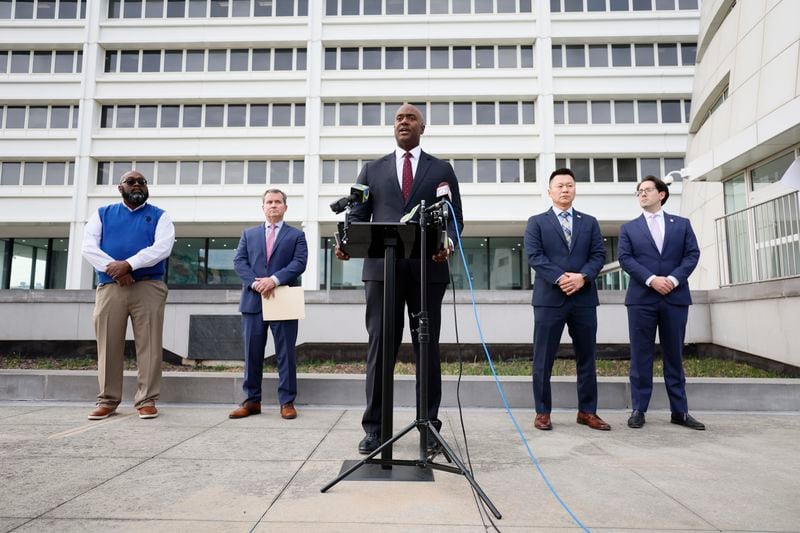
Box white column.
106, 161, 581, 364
65, 0, 101, 289
536, 0, 555, 201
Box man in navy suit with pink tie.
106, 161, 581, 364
618, 176, 705, 430
230, 189, 308, 420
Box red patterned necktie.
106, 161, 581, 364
402, 151, 413, 202
266, 224, 276, 264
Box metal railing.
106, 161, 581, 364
716, 191, 800, 286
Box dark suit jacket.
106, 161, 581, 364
618, 212, 699, 306
234, 222, 308, 314
524, 209, 605, 308
348, 150, 464, 283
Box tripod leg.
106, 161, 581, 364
426, 423, 502, 519
320, 420, 418, 493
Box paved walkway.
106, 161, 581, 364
1, 403, 798, 532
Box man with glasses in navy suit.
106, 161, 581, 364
619, 176, 704, 430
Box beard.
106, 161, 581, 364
122, 189, 148, 206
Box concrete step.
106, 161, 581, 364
1, 370, 798, 411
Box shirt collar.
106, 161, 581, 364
267, 220, 284, 230
643, 209, 664, 218
552, 206, 573, 217
395, 145, 421, 160
124, 202, 148, 212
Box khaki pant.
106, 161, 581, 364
93, 280, 168, 409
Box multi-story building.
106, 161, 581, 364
0, 0, 699, 294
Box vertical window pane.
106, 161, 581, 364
587, 0, 606, 10
50, 106, 70, 128
206, 238, 239, 284
591, 101, 611, 123
523, 159, 536, 182
678, 0, 697, 8
183, 105, 202, 127
453, 102, 472, 125
477, 160, 496, 183
210, 0, 229, 16
340, 48, 358, 70
452, 46, 472, 68
275, 0, 293, 15
232, 0, 250, 15
16, 0, 34, 18
145, 0, 165, 17
409, 0, 426, 13
23, 162, 44, 185
123, 0, 143, 17
362, 103, 381, 125
188, 0, 207, 16
11, 52, 31, 73
571, 159, 589, 182
475, 0, 493, 12
104, 51, 118, 73
293, 160, 304, 183
0, 0, 12, 18
617, 158, 637, 182
386, 0, 403, 14
634, 44, 655, 66
161, 105, 180, 127
476, 102, 495, 125
500, 160, 520, 183
120, 51, 139, 72
208, 49, 227, 71
96, 162, 111, 185
431, 47, 449, 68
364, 0, 382, 14
453, 159, 473, 183
521, 45, 534, 68
594, 158, 614, 182
167, 0, 186, 17
384, 102, 401, 125
186, 50, 205, 71
321, 160, 335, 184
565, 45, 585, 67
1, 162, 21, 185
164, 50, 183, 71
521, 102, 535, 124
614, 101, 634, 123
498, 0, 516, 11
661, 100, 681, 123
255, 0, 273, 15
611, 44, 631, 66
248, 161, 267, 184
632, 0, 651, 9
640, 158, 660, 178
341, 0, 358, 15
46, 162, 66, 185
588, 45, 608, 67
205, 105, 224, 127
250, 104, 269, 126
253, 49, 270, 70
294, 104, 305, 126
202, 161, 222, 184
180, 161, 199, 184
142, 50, 161, 72
230, 49, 249, 71
322, 103, 335, 126
167, 238, 204, 285
498, 46, 517, 68
385, 47, 403, 69
655, 0, 674, 8
338, 160, 357, 183
637, 100, 658, 123
274, 49, 293, 70
564, 0, 581, 11
339, 103, 358, 126
568, 101, 588, 124
498, 102, 518, 124
228, 104, 246, 126
139, 106, 158, 127
363, 47, 381, 69
681, 43, 697, 65
325, 48, 337, 70
658, 43, 678, 66
271, 104, 290, 126
551, 45, 562, 68
116, 106, 135, 128
408, 47, 426, 69
430, 0, 448, 13
271, 161, 289, 184
32, 51, 52, 73
751, 152, 794, 190
554, 101, 565, 124
664, 157, 684, 180
100, 106, 114, 128
134, 162, 155, 182
296, 48, 307, 70
452, 0, 470, 13
430, 103, 449, 125
476, 46, 494, 68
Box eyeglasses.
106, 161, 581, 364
635, 187, 657, 197
122, 178, 147, 186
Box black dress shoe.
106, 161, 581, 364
671, 412, 705, 430
358, 432, 381, 454
628, 410, 646, 428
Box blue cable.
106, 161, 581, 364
445, 200, 591, 533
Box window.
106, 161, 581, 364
341, 48, 358, 70
551, 45, 563, 68
617, 158, 637, 181
567, 101, 588, 124
634, 44, 654, 66
476, 46, 494, 68
408, 47, 426, 69
638, 101, 658, 123
680, 43, 696, 65
658, 43, 678, 66
453, 102, 472, 125
591, 101, 611, 123
476, 102, 495, 125
0, 238, 69, 290
751, 152, 796, 191
661, 100, 681, 123
614, 101, 634, 123
554, 101, 565, 124
565, 45, 585, 67
594, 159, 614, 182
142, 51, 161, 72
228, 105, 246, 126
611, 44, 631, 67
453, 46, 472, 68
588, 45, 608, 67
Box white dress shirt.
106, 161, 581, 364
81, 202, 175, 273
643, 209, 679, 289
394, 145, 421, 189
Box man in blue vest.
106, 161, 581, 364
82, 170, 175, 420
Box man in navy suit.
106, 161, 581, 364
336, 103, 464, 454
618, 176, 704, 430
524, 168, 608, 431
230, 189, 308, 420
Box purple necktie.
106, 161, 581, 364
402, 152, 413, 202
266, 224, 276, 265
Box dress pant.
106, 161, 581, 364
241, 313, 298, 406
627, 301, 689, 413
532, 300, 598, 414
93, 280, 168, 409
362, 260, 447, 434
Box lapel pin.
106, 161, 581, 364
670, 218, 674, 222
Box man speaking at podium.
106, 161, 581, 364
335, 103, 464, 455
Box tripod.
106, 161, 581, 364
321, 200, 502, 520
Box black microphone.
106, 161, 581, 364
330, 184, 369, 214
435, 182, 451, 250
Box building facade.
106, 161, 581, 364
0, 0, 699, 293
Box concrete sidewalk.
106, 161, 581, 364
1, 402, 799, 532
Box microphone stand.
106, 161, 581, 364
321, 200, 502, 520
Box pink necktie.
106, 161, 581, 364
648, 214, 663, 253
266, 224, 276, 264
402, 152, 413, 202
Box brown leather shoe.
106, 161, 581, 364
577, 412, 610, 431
229, 401, 261, 419
280, 402, 297, 420
137, 405, 159, 419
534, 413, 552, 430
88, 405, 116, 420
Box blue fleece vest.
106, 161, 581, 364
97, 203, 166, 284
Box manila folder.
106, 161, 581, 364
262, 286, 305, 321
